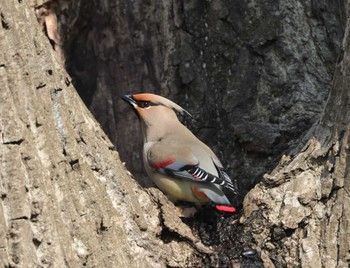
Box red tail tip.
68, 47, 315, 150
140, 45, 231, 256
215, 205, 236, 213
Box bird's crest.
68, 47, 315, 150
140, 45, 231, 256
132, 93, 192, 117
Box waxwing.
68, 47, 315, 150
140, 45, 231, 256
122, 93, 237, 212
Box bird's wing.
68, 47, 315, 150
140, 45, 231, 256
147, 140, 237, 194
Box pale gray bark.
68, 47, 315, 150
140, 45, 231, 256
0, 1, 205, 267
243, 2, 350, 267
2, 0, 349, 267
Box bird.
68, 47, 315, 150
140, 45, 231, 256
122, 93, 237, 213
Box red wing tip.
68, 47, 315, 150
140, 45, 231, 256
215, 205, 236, 213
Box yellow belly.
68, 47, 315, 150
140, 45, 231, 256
150, 173, 209, 203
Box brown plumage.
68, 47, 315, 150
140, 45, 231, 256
123, 93, 236, 212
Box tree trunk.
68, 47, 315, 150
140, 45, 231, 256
243, 2, 350, 267
2, 0, 350, 267
49, 1, 346, 264
0, 1, 207, 267
52, 0, 345, 197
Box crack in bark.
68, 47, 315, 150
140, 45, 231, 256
1, 12, 9, 29
2, 139, 24, 145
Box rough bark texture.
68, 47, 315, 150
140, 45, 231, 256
0, 1, 209, 267
2, 0, 350, 267
243, 2, 350, 267
55, 0, 344, 196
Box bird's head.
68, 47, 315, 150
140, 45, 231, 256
122, 93, 191, 138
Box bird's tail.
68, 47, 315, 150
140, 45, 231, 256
193, 186, 236, 213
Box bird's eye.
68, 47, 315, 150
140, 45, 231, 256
139, 101, 151, 108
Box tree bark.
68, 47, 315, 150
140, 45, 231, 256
54, 0, 345, 195
0, 1, 207, 267
2, 0, 350, 267
50, 1, 346, 263
243, 2, 350, 267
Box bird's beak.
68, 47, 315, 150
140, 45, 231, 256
122, 94, 140, 119
122, 94, 137, 108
